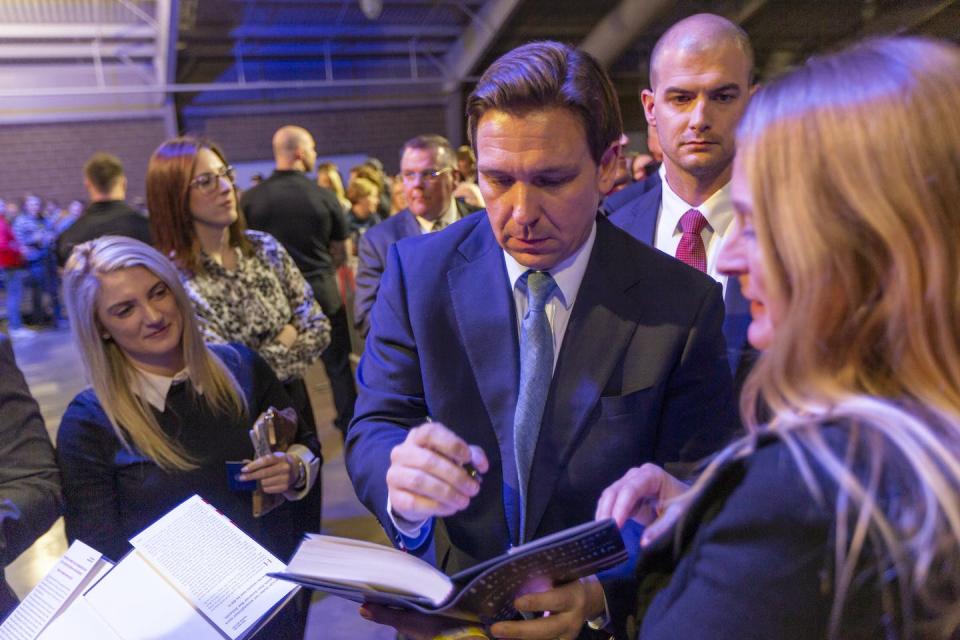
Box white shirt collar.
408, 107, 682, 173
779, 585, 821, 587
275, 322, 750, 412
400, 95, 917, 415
503, 220, 597, 309
132, 366, 196, 412
415, 198, 459, 234
660, 173, 734, 239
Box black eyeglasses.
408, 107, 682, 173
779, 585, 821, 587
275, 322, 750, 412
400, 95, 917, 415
400, 167, 452, 184
190, 166, 235, 194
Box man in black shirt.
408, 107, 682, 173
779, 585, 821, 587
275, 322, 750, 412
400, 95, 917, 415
56, 152, 151, 267
241, 125, 356, 439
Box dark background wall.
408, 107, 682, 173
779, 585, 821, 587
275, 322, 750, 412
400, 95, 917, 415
183, 105, 447, 174
0, 117, 168, 206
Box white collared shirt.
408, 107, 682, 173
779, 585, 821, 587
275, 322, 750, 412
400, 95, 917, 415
388, 221, 597, 539
132, 366, 196, 412
502, 221, 597, 371
131, 363, 318, 501
415, 198, 459, 234
655, 165, 733, 295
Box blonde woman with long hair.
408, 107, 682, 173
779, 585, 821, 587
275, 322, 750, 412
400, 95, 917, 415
58, 237, 318, 636
596, 37, 960, 639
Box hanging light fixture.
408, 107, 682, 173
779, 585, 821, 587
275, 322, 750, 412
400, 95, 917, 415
359, 0, 383, 20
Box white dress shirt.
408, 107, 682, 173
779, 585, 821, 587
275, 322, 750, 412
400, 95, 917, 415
655, 165, 734, 295
388, 221, 597, 538
502, 221, 596, 371
415, 198, 460, 234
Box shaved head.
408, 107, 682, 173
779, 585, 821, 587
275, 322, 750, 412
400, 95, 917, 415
272, 125, 317, 172
650, 13, 753, 88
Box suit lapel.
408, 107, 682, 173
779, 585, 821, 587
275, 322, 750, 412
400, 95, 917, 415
399, 209, 421, 239
624, 182, 661, 245
524, 217, 642, 540
447, 218, 519, 470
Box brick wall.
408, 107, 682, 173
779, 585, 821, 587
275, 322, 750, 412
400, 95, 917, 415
0, 117, 168, 207
184, 105, 447, 175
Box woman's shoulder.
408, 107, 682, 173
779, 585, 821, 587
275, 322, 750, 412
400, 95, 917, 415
208, 342, 258, 369
242, 229, 279, 253
58, 388, 114, 442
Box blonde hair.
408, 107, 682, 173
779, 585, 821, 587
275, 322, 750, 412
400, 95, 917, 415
63, 236, 248, 471
317, 162, 346, 199
346, 177, 378, 204
681, 37, 960, 636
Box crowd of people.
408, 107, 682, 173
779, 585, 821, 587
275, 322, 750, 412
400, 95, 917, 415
2, 10, 960, 640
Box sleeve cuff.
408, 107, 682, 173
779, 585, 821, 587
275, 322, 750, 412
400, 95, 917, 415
385, 495, 433, 551
282, 444, 319, 501
582, 575, 612, 631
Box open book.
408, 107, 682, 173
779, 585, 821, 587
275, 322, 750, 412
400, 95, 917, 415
1, 496, 297, 640
270, 518, 626, 623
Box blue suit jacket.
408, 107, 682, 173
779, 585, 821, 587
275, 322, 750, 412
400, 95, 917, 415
602, 171, 661, 214
346, 213, 739, 635
354, 202, 478, 337
609, 182, 753, 377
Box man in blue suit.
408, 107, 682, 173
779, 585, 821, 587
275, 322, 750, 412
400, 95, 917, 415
609, 13, 757, 381
353, 135, 480, 338
347, 41, 738, 639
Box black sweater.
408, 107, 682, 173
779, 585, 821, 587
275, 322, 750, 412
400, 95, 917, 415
57, 343, 320, 562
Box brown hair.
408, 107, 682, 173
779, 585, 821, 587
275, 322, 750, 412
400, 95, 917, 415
83, 152, 125, 194
146, 136, 250, 273
346, 177, 378, 205
401, 135, 455, 170
466, 41, 622, 165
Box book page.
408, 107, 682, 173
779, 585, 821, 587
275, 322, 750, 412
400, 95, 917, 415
35, 597, 122, 640
0, 540, 108, 640
129, 495, 295, 640
81, 551, 224, 640
284, 534, 453, 605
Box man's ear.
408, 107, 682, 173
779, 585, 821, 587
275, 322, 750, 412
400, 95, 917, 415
597, 140, 620, 194
640, 89, 656, 126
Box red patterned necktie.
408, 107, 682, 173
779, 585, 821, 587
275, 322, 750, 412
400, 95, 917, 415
676, 208, 709, 273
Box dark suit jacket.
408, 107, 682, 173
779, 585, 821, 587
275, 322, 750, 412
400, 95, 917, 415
346, 213, 739, 636
609, 182, 753, 379
603, 172, 662, 214
0, 335, 62, 620
636, 429, 887, 640
353, 200, 478, 337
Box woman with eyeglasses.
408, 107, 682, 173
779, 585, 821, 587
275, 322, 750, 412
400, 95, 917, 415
146, 138, 329, 540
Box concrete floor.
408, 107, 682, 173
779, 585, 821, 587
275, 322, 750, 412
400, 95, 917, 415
4, 325, 395, 639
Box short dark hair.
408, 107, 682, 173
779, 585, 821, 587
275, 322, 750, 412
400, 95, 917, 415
401, 134, 455, 170
84, 152, 125, 194
466, 41, 622, 165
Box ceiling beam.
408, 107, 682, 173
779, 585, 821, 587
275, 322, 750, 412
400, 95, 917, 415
181, 41, 450, 58
188, 24, 463, 40
441, 0, 524, 89
223, 0, 486, 4
845, 0, 958, 40
0, 24, 156, 39
580, 0, 677, 67
0, 44, 155, 60
0, 76, 457, 99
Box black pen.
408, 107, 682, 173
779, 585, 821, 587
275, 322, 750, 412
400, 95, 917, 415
463, 461, 481, 481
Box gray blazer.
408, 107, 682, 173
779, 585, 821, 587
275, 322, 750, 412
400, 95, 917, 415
0, 334, 62, 620
354, 201, 479, 338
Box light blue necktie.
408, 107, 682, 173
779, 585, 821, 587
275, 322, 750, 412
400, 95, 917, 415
514, 270, 557, 543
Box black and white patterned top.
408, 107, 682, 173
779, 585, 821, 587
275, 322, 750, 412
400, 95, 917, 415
178, 230, 331, 382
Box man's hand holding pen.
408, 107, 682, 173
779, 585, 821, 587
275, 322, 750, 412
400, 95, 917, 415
387, 421, 490, 523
